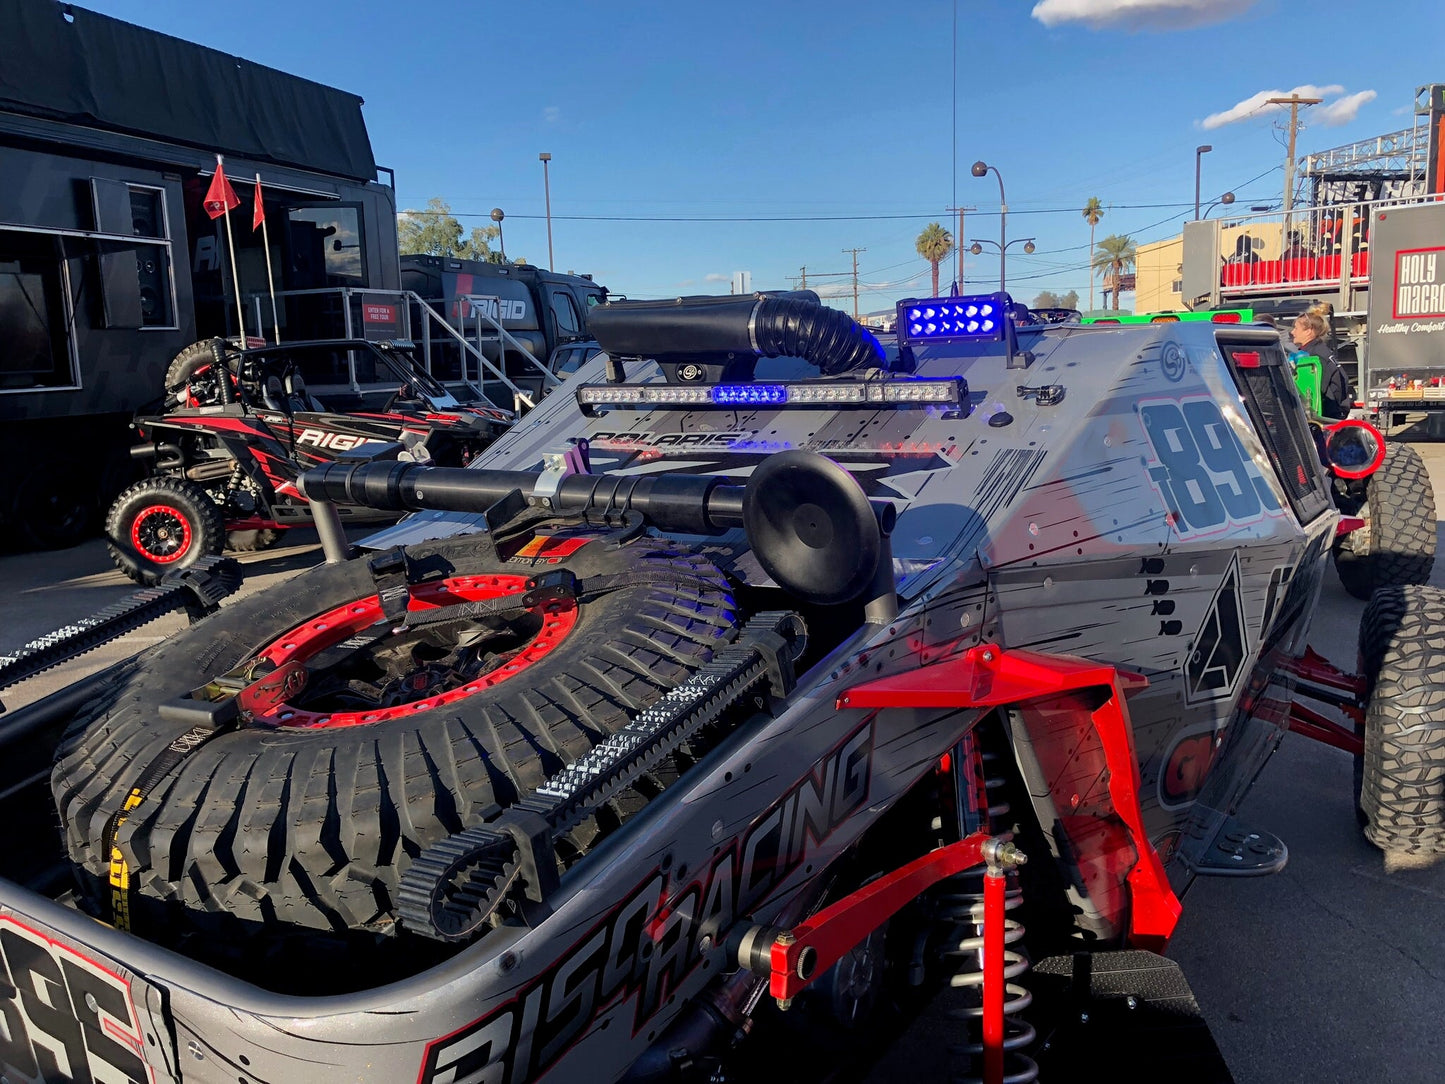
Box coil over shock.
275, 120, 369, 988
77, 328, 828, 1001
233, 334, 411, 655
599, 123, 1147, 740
936, 737, 1039, 1084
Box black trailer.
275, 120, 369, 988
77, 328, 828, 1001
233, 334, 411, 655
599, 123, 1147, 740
0, 0, 400, 549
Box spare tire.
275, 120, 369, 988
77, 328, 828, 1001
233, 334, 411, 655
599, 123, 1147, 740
52, 535, 738, 946
1333, 442, 1436, 600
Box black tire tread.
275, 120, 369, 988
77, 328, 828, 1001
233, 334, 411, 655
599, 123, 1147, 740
1334, 442, 1436, 600
53, 537, 737, 942
1356, 584, 1445, 857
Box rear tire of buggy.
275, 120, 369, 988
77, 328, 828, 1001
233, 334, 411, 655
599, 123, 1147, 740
1333, 442, 1436, 601
1356, 585, 1445, 864
52, 536, 738, 948
104, 476, 224, 585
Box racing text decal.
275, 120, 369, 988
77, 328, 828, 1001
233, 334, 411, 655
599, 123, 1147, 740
418, 719, 875, 1084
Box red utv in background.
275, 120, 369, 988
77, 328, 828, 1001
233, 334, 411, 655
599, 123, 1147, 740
105, 338, 513, 583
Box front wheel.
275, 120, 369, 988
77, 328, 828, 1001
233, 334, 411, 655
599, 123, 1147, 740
105, 476, 225, 585
1333, 442, 1436, 600
1357, 585, 1445, 865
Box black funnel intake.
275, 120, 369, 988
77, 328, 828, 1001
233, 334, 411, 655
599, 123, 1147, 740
742, 450, 896, 607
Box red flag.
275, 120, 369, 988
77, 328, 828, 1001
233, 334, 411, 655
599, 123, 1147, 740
203, 159, 240, 220
252, 175, 265, 231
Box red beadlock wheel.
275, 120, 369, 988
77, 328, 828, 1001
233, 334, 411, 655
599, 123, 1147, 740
129, 504, 193, 563
104, 476, 224, 585
249, 574, 581, 728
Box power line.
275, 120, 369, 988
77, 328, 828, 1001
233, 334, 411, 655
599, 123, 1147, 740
397, 201, 1214, 224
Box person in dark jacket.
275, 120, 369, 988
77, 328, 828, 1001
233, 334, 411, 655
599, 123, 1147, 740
1291, 311, 1351, 418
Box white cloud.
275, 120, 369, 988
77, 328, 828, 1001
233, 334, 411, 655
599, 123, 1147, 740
1315, 90, 1377, 126
1031, 0, 1255, 30
1199, 84, 1360, 130
703, 272, 730, 283
543, 106, 561, 124
811, 282, 856, 299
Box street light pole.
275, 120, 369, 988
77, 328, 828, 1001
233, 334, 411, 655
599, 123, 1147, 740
538, 153, 554, 271
490, 208, 506, 261
972, 161, 1009, 293
1194, 145, 1212, 220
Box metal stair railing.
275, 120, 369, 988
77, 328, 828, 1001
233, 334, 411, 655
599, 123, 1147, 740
407, 292, 538, 411
459, 294, 564, 393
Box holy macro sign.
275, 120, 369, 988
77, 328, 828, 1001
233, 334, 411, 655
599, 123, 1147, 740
1368, 203, 1445, 383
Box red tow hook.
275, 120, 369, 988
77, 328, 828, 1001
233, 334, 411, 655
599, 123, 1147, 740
1335, 516, 1365, 537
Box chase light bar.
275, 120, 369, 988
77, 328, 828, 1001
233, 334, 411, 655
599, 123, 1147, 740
576, 377, 965, 412
897, 293, 1012, 344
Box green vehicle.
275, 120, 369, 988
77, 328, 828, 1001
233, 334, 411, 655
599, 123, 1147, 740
1079, 308, 1255, 325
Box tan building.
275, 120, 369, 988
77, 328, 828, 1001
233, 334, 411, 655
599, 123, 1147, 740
1134, 236, 1184, 313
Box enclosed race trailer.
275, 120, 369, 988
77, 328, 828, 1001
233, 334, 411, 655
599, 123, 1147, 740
0, 0, 399, 549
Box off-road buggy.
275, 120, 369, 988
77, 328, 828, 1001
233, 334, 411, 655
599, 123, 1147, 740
2, 291, 1442, 1083
105, 338, 513, 584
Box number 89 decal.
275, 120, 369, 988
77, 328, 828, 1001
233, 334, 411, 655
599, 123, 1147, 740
1140, 396, 1282, 534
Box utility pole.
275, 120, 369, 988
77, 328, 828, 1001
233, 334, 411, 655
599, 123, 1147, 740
843, 247, 865, 321
1265, 94, 1322, 214
946, 206, 974, 294
800, 266, 807, 290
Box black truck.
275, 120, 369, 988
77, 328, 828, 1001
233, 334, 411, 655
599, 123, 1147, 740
0, 0, 401, 550
400, 255, 607, 399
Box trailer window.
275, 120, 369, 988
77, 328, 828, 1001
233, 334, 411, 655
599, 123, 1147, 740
288, 206, 365, 286
0, 233, 77, 391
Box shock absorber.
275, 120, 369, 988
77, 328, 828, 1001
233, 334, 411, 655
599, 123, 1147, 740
935, 737, 1039, 1084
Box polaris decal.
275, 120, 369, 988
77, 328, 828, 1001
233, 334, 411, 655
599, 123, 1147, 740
0, 916, 153, 1083
418, 719, 875, 1084
296, 429, 384, 452
591, 431, 747, 449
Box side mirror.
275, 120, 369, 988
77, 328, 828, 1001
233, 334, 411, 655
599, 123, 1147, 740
1323, 420, 1386, 479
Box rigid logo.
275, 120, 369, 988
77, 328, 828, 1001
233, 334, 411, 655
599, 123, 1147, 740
297, 429, 373, 452
419, 719, 876, 1084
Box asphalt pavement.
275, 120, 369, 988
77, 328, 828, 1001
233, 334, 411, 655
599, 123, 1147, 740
2, 451, 1444, 1083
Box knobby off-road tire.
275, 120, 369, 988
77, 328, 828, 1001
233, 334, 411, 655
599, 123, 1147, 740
52, 536, 737, 946
1334, 442, 1436, 600
1356, 585, 1445, 861
164, 340, 226, 393
104, 476, 225, 585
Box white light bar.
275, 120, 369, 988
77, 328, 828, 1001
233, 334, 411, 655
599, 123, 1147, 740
577, 378, 964, 410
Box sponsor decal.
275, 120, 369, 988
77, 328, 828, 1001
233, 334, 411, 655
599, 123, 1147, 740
1158, 728, 1219, 807
591, 430, 746, 450
1393, 247, 1445, 319
297, 428, 380, 452
0, 916, 152, 1083
418, 719, 876, 1084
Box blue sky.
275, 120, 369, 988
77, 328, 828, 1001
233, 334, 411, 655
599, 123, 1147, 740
86, 0, 1445, 312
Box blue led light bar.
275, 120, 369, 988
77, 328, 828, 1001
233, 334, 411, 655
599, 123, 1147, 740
897, 293, 1013, 344
712, 383, 787, 406
576, 377, 965, 411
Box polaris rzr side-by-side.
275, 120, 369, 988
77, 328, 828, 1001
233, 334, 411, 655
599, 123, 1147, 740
105, 337, 514, 584
3, 291, 1442, 1083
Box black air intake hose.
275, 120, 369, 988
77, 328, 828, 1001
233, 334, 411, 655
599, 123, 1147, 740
590, 293, 885, 375
752, 295, 884, 374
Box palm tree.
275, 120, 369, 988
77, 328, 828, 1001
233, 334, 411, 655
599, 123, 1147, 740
915, 222, 954, 297
1092, 234, 1137, 311
1082, 197, 1104, 310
